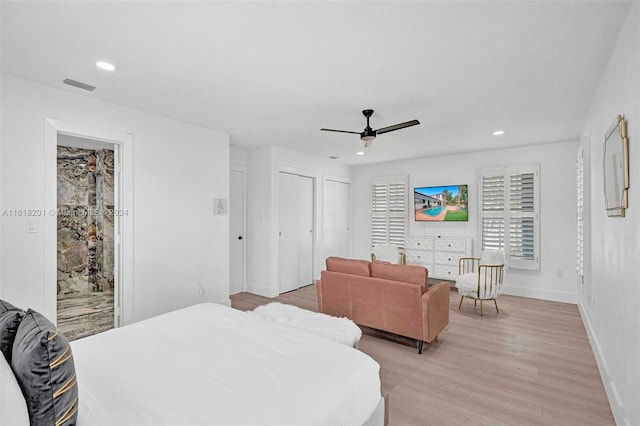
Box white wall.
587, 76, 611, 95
245, 145, 350, 297
230, 144, 247, 167
351, 141, 577, 303
0, 75, 230, 323
580, 3, 640, 424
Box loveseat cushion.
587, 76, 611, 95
326, 257, 371, 277
370, 262, 428, 292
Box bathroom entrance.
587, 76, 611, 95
56, 134, 119, 340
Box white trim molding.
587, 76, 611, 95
43, 119, 135, 326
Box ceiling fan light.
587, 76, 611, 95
363, 139, 374, 148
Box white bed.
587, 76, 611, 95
69, 303, 383, 425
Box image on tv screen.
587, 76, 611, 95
414, 184, 468, 222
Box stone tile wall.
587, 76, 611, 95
57, 146, 115, 340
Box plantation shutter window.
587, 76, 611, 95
481, 175, 505, 251
509, 172, 536, 263
479, 164, 539, 270
576, 143, 584, 278
371, 181, 389, 246
371, 176, 407, 250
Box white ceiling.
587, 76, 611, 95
1, 1, 632, 165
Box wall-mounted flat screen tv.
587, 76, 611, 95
414, 184, 468, 222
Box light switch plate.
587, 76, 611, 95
213, 198, 228, 215
26, 218, 38, 233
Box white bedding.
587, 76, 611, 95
70, 303, 381, 425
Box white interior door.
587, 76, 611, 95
298, 176, 314, 286
324, 179, 350, 258
229, 169, 245, 295
278, 172, 300, 293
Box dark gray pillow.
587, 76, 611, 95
0, 299, 24, 364
12, 309, 78, 426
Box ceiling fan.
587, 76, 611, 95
321, 109, 420, 147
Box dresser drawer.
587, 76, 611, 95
434, 238, 467, 252
406, 251, 434, 265
405, 238, 434, 251
433, 264, 459, 280
434, 252, 459, 266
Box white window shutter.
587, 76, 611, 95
482, 175, 505, 212
481, 174, 505, 251
371, 176, 407, 250
479, 164, 539, 270
388, 180, 407, 247
509, 217, 535, 260
481, 217, 505, 250
508, 172, 536, 263
371, 181, 389, 246
576, 145, 584, 277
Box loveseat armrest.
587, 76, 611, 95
421, 282, 450, 343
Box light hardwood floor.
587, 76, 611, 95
231, 284, 614, 426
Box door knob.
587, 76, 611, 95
238, 236, 243, 240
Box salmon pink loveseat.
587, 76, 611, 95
316, 257, 450, 354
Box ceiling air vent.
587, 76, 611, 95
63, 78, 96, 92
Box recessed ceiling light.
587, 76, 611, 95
493, 130, 505, 136
96, 61, 116, 71
356, 151, 365, 156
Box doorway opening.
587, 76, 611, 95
56, 134, 119, 340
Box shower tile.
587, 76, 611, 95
102, 149, 114, 171
103, 169, 114, 205
57, 240, 88, 275
57, 206, 90, 240
57, 146, 92, 205
57, 145, 115, 341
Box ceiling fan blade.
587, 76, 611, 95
375, 120, 420, 135
320, 128, 361, 135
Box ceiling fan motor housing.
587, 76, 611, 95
360, 128, 377, 140
361, 109, 376, 143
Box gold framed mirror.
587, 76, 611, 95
603, 115, 629, 217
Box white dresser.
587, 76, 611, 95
405, 235, 472, 281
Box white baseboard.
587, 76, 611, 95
502, 284, 577, 304
577, 298, 627, 425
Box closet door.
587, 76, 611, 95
278, 172, 315, 294
323, 179, 350, 258
278, 172, 300, 293
298, 176, 314, 286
